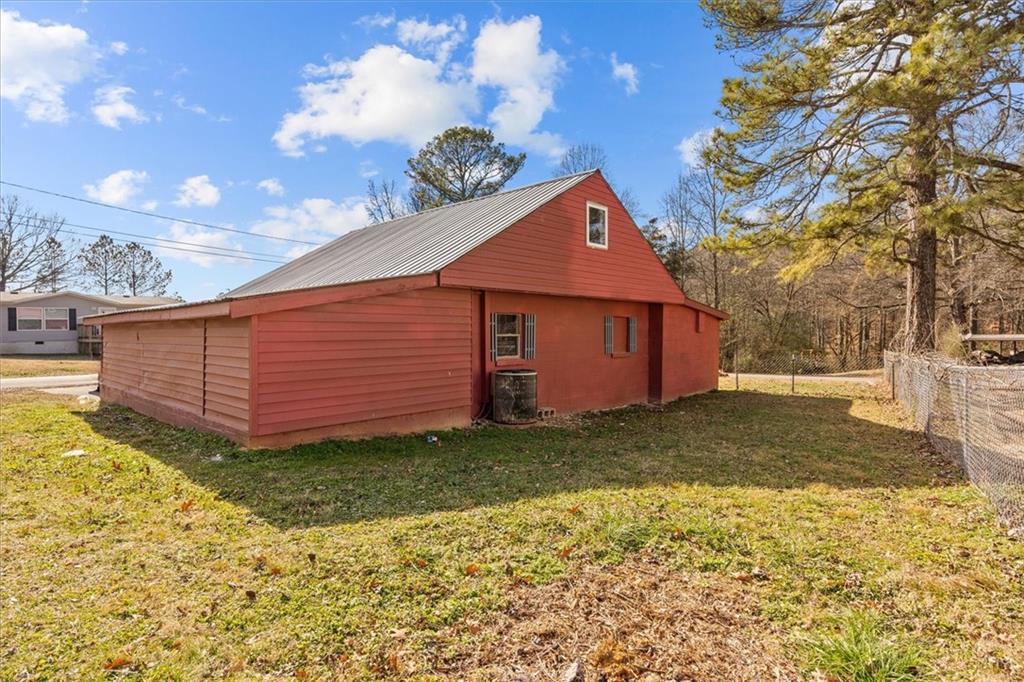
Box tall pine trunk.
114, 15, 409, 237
902, 121, 938, 353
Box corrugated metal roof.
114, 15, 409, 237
227, 170, 596, 298
0, 290, 179, 307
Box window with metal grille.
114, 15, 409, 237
495, 313, 520, 358
490, 312, 536, 361
604, 315, 637, 355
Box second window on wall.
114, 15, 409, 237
604, 315, 637, 355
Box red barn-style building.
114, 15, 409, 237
87, 171, 727, 447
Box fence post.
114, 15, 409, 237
791, 352, 796, 394
890, 357, 896, 401
734, 348, 739, 391
960, 369, 970, 470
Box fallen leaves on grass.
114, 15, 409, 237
103, 656, 133, 671
439, 553, 799, 680
179, 499, 194, 512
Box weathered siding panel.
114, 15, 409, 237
203, 317, 250, 433
100, 317, 250, 439
102, 320, 205, 415
440, 174, 686, 304
253, 287, 473, 438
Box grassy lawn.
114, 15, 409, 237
0, 354, 99, 378
1, 380, 1021, 680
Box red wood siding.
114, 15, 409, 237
102, 319, 205, 415
657, 304, 720, 399
252, 287, 473, 437
481, 291, 650, 414
203, 317, 250, 433
440, 173, 686, 304
100, 317, 250, 439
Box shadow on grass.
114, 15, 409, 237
80, 389, 960, 529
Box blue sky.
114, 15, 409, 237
1, 1, 736, 300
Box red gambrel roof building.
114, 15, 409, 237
88, 170, 727, 447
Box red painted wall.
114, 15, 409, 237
658, 305, 721, 400
251, 287, 473, 439
101, 317, 250, 440
440, 173, 686, 305
481, 291, 651, 415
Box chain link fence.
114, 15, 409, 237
721, 348, 884, 389
885, 351, 1024, 534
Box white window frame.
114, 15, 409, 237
16, 307, 43, 331
586, 201, 609, 250
18, 307, 69, 331
494, 313, 522, 359
44, 307, 70, 331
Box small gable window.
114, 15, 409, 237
586, 202, 608, 249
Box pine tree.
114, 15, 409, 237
80, 235, 124, 295
701, 0, 1023, 351
406, 126, 526, 209
32, 236, 77, 292
119, 242, 172, 296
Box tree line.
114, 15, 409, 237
1, 194, 173, 296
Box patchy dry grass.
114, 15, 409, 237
1, 381, 1021, 680
0, 354, 99, 378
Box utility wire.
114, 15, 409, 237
0, 179, 323, 247
9, 212, 290, 262
60, 229, 288, 264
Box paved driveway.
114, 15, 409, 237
0, 374, 99, 396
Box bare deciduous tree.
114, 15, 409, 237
366, 179, 411, 224
0, 194, 67, 292
555, 143, 644, 220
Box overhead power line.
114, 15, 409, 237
60, 229, 288, 265
0, 179, 323, 247
8, 212, 290, 262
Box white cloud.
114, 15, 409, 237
171, 94, 231, 122
91, 85, 147, 129
251, 197, 370, 257
397, 15, 466, 64
109, 41, 129, 56
257, 178, 285, 196
173, 94, 206, 115
174, 175, 221, 207
83, 169, 149, 206
677, 128, 714, 167
274, 45, 477, 156
470, 16, 565, 158
0, 9, 100, 123
157, 222, 245, 267
140, 199, 158, 211
610, 53, 638, 95
359, 161, 379, 178
355, 12, 395, 29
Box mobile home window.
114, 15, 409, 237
495, 313, 521, 358
44, 308, 69, 330
16, 307, 43, 330
586, 202, 608, 249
